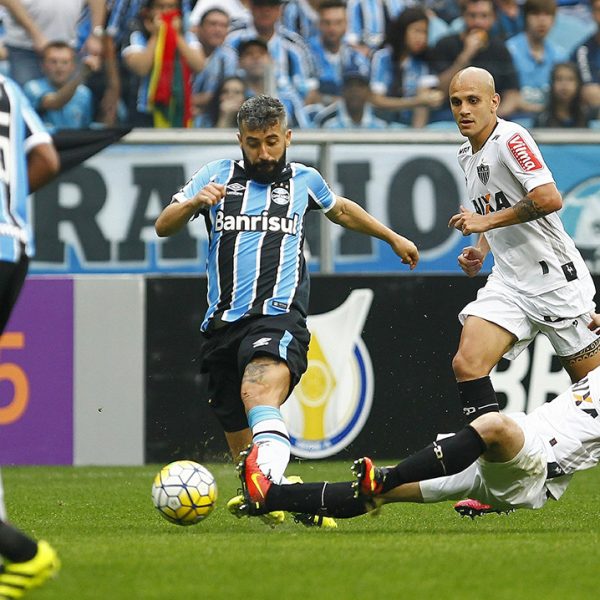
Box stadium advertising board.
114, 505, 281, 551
145, 275, 578, 462
0, 279, 74, 464
30, 142, 600, 275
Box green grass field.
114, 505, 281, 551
3, 461, 600, 600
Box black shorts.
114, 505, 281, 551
200, 310, 310, 432
0, 253, 29, 335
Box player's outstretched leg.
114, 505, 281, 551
228, 444, 284, 527
285, 477, 337, 529
232, 444, 374, 520
0, 540, 60, 599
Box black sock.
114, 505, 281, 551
266, 481, 370, 518
380, 425, 487, 494
457, 376, 499, 422
0, 520, 38, 562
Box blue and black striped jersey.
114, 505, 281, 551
173, 159, 336, 331
0, 75, 52, 263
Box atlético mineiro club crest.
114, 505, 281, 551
477, 163, 490, 184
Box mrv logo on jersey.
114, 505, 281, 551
214, 210, 299, 234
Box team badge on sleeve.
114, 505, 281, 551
507, 134, 543, 172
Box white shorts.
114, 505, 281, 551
459, 274, 597, 360
419, 414, 551, 510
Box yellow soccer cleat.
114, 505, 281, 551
227, 495, 285, 528
286, 476, 338, 529
0, 540, 60, 599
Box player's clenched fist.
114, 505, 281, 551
192, 183, 225, 209
391, 235, 419, 270
457, 246, 484, 277
448, 206, 488, 235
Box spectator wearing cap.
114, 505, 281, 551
191, 8, 239, 115
370, 7, 444, 127
314, 71, 389, 128
506, 0, 566, 124
236, 37, 312, 127
24, 40, 99, 130
307, 0, 370, 106
225, 0, 318, 102
190, 0, 251, 30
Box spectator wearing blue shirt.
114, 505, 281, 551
506, 0, 566, 123
282, 0, 321, 41
191, 8, 239, 116
237, 37, 311, 128
346, 0, 407, 55
225, 0, 318, 102
315, 71, 389, 128
572, 0, 600, 113
121, 0, 205, 127
370, 7, 445, 127
24, 41, 99, 130
307, 0, 370, 106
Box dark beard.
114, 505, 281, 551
242, 149, 287, 184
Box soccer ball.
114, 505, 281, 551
151, 460, 217, 526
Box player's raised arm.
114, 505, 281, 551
326, 194, 419, 269
155, 182, 225, 237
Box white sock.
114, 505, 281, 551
248, 406, 291, 485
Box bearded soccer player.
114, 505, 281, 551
444, 66, 600, 516
0, 74, 61, 598
231, 317, 600, 522
155, 94, 419, 528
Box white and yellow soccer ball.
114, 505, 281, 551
152, 460, 217, 526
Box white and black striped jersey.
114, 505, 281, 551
0, 75, 52, 262
173, 159, 336, 331
458, 118, 590, 296
525, 364, 600, 500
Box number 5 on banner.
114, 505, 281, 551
0, 333, 29, 425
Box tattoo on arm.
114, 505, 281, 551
513, 196, 549, 223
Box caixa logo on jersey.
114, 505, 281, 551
281, 289, 374, 458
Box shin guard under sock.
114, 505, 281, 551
265, 481, 370, 518
457, 376, 499, 422
380, 425, 488, 493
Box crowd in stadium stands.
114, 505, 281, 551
0, 0, 598, 130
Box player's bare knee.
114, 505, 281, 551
470, 412, 510, 447
452, 351, 481, 380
